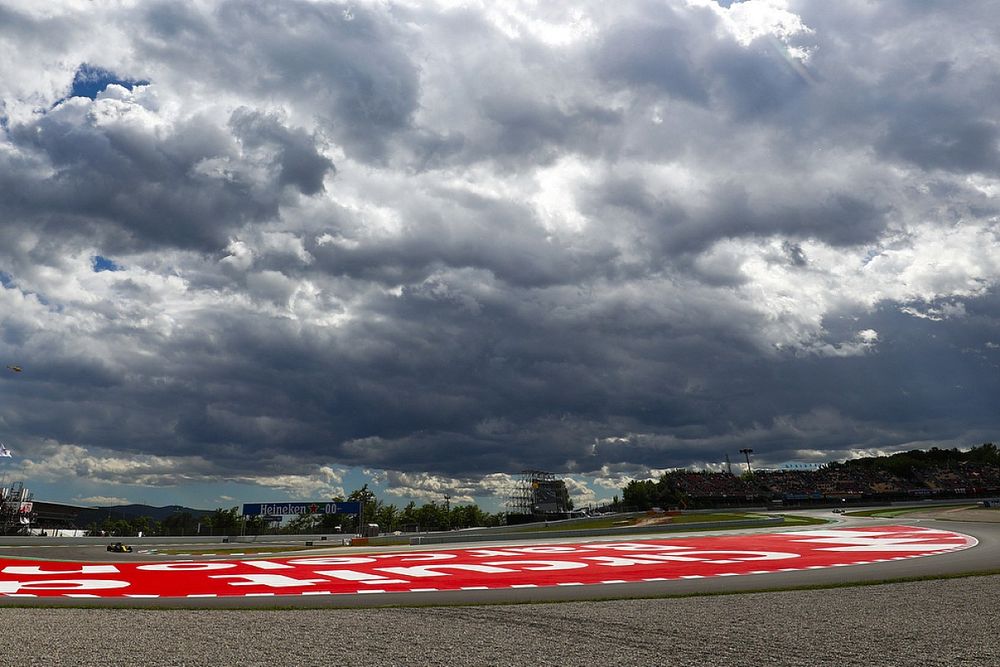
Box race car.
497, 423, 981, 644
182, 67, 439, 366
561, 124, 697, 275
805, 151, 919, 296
106, 542, 133, 553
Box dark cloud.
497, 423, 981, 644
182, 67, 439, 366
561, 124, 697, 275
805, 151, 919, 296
781, 241, 807, 267
0, 99, 331, 253
594, 11, 711, 105
879, 102, 1000, 175
1, 0, 999, 503
478, 95, 623, 163
303, 187, 618, 288
229, 107, 335, 196
583, 174, 888, 257
706, 38, 813, 118
139, 0, 420, 161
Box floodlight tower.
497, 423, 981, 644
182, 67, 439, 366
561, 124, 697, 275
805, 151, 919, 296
739, 448, 754, 474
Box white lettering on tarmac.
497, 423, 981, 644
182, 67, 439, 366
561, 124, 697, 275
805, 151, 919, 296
0, 579, 130, 594
583, 551, 798, 566
814, 542, 963, 552
377, 564, 516, 578
791, 536, 963, 552
287, 557, 376, 566
467, 547, 586, 557
3, 565, 120, 575
482, 560, 588, 571
314, 570, 410, 584
672, 550, 799, 562
584, 543, 692, 552
209, 574, 327, 588
468, 549, 525, 558
241, 560, 292, 570
582, 556, 672, 567
137, 562, 236, 571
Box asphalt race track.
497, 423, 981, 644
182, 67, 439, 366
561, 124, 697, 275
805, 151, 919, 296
0, 513, 997, 607
1, 513, 999, 666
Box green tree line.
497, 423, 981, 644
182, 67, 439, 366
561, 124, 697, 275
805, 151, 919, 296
620, 442, 1000, 511
86, 484, 506, 537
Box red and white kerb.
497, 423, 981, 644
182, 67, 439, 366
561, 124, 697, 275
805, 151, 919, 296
0, 525, 976, 599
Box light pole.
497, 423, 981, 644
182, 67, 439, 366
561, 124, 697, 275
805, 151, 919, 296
739, 448, 754, 474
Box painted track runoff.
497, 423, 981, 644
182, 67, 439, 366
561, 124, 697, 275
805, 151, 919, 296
0, 522, 989, 606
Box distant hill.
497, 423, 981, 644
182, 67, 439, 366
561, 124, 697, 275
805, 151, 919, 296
75, 503, 213, 526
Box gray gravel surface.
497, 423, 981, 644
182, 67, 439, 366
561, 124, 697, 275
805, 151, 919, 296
2, 576, 997, 667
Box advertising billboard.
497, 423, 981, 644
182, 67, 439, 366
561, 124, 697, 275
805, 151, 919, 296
241, 501, 361, 517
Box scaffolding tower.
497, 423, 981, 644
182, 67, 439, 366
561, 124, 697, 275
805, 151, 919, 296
506, 470, 569, 516
0, 481, 33, 535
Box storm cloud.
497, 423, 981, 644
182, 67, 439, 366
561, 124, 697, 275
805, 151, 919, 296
1, 0, 999, 508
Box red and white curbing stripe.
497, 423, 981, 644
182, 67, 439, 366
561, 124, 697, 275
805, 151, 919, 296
0, 525, 976, 599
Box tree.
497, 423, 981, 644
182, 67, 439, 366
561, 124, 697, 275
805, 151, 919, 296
207, 507, 242, 536
399, 501, 419, 531
375, 503, 400, 533
244, 515, 269, 536
286, 512, 321, 534
622, 479, 654, 509
968, 443, 999, 465
130, 515, 152, 537
414, 502, 447, 531
348, 485, 379, 526
162, 511, 198, 536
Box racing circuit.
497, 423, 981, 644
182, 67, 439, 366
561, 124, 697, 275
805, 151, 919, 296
0, 509, 997, 607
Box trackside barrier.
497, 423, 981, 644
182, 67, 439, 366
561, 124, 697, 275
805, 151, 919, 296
0, 518, 782, 548
404, 517, 783, 546
0, 534, 352, 547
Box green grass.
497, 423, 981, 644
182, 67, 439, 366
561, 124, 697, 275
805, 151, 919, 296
514, 512, 761, 532
670, 512, 760, 524
484, 512, 828, 533
153, 545, 331, 556
776, 514, 828, 526
155, 513, 827, 554
845, 504, 976, 518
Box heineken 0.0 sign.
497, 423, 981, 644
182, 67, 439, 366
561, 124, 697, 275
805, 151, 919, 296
241, 501, 361, 516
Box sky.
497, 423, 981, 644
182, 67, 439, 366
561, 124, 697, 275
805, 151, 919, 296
1, 0, 999, 512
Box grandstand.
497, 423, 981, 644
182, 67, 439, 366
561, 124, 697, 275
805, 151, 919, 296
0, 480, 84, 535
622, 444, 1000, 509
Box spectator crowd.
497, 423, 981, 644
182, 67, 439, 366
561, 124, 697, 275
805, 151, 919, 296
622, 444, 1000, 508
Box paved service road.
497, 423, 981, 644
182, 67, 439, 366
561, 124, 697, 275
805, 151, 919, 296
0, 516, 997, 607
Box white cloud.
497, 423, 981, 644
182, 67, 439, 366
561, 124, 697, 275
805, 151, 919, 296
233, 467, 346, 499
74, 495, 131, 506
19, 441, 204, 487
703, 220, 1000, 354
699, 0, 814, 47
381, 471, 514, 505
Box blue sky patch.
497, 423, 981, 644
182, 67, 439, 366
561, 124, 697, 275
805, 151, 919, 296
70, 64, 149, 100
93, 256, 122, 272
